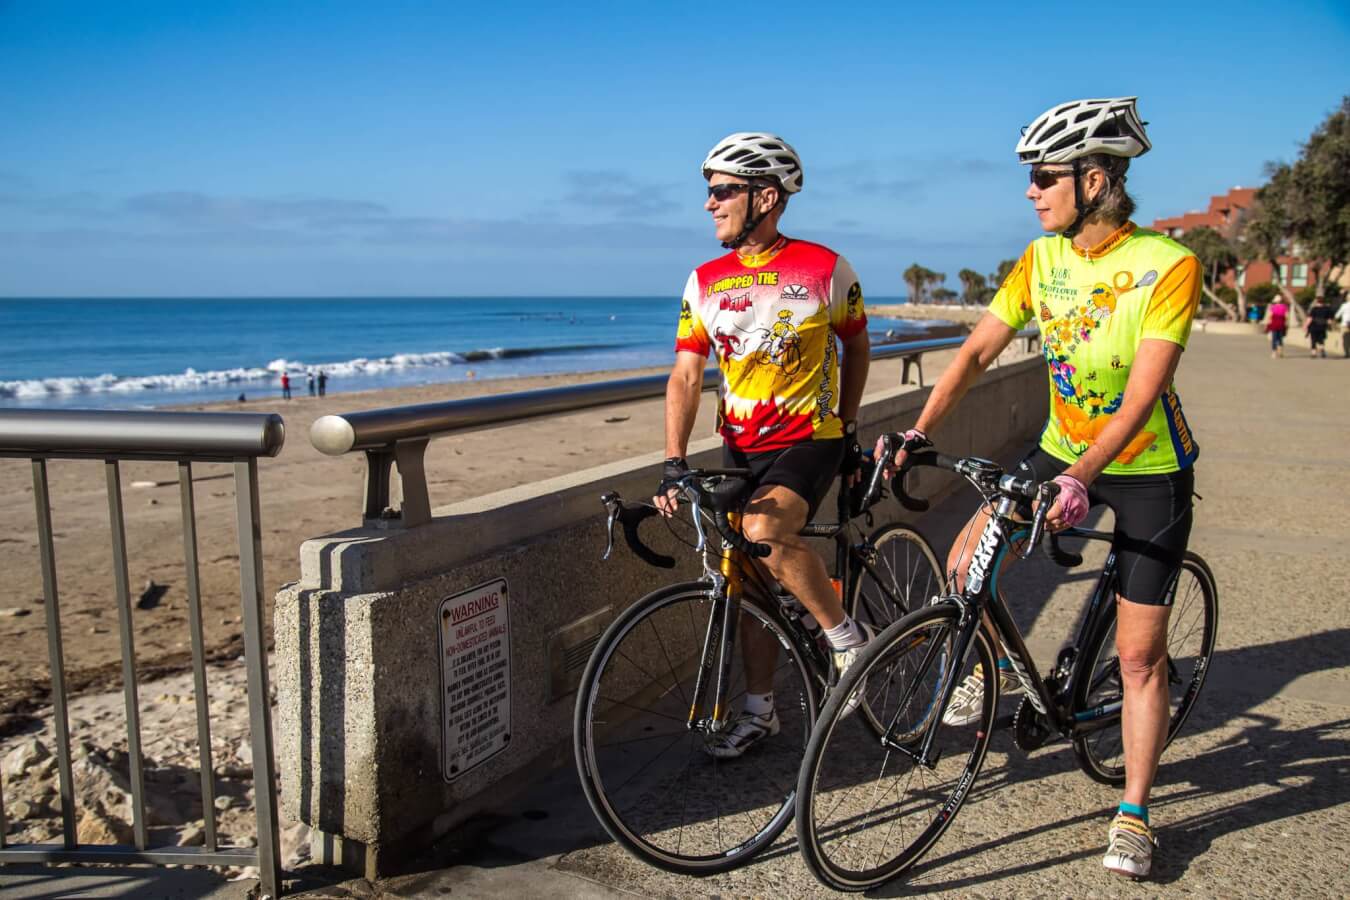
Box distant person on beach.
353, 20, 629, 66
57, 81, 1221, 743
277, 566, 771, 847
317, 370, 328, 396
656, 131, 872, 759
1337, 299, 1350, 357
280, 372, 292, 400
1305, 296, 1332, 358
308, 372, 316, 396
878, 96, 1200, 879
1265, 298, 1289, 358
1246, 304, 1260, 323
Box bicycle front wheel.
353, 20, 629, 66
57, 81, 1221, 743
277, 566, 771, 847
574, 582, 819, 874
796, 606, 998, 892
1071, 552, 1219, 785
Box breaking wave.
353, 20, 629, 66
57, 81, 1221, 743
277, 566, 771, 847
0, 343, 615, 399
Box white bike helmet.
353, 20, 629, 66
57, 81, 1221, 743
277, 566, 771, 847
702, 132, 804, 193
1016, 97, 1151, 165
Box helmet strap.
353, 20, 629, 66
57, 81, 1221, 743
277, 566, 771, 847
1063, 159, 1114, 241
1062, 160, 1091, 240
721, 182, 781, 250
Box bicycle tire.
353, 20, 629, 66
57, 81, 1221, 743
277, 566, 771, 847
574, 581, 819, 874
796, 605, 998, 891
1071, 552, 1218, 785
849, 523, 945, 737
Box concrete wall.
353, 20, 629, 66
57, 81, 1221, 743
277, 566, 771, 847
273, 355, 1048, 877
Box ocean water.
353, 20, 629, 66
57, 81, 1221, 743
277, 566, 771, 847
1, 297, 925, 410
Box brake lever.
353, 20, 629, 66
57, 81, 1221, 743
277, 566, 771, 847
600, 491, 621, 561
1019, 481, 1059, 559
598, 491, 676, 568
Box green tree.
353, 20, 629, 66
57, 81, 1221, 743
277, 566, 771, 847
1177, 226, 1240, 320
902, 263, 941, 304
1238, 165, 1304, 325
931, 287, 958, 303
1246, 282, 1279, 307
1286, 96, 1350, 301
957, 268, 988, 305
990, 258, 1018, 290
927, 270, 948, 302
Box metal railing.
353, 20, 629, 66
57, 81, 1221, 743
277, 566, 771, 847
310, 328, 1038, 528
0, 409, 286, 899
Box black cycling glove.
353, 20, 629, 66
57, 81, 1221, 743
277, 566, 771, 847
658, 456, 689, 497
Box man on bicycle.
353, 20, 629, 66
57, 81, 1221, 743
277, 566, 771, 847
657, 132, 872, 758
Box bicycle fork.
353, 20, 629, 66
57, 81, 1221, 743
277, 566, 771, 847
881, 608, 983, 768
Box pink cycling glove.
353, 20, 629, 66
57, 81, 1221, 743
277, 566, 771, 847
1051, 474, 1089, 528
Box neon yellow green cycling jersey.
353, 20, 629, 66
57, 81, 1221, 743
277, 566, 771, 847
988, 222, 1202, 475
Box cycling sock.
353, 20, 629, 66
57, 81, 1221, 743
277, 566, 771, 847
743, 692, 774, 719
824, 616, 866, 650
1118, 802, 1149, 824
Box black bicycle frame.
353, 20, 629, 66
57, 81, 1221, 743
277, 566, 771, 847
882, 520, 1127, 763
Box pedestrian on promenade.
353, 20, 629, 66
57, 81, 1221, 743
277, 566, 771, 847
880, 96, 1201, 879
1336, 298, 1350, 358
307, 372, 317, 396
317, 370, 328, 396
1305, 296, 1332, 358
280, 371, 292, 400
656, 132, 872, 758
1265, 296, 1289, 358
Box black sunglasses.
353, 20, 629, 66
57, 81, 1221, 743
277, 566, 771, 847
1029, 167, 1076, 190
707, 183, 754, 201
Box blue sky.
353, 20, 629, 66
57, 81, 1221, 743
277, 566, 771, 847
1, 0, 1347, 298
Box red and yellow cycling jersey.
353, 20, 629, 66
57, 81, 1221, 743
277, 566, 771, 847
988, 222, 1201, 475
675, 237, 867, 452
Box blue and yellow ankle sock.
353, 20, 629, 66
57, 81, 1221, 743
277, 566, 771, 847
1118, 802, 1149, 824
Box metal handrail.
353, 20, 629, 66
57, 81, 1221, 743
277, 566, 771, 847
310, 328, 1036, 528
0, 409, 285, 898
0, 409, 285, 460
311, 369, 720, 456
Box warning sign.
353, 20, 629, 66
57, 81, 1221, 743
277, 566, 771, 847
438, 578, 512, 780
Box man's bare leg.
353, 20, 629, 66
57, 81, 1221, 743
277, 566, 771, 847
739, 484, 844, 693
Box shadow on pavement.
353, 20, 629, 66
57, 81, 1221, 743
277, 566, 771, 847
859, 629, 1350, 895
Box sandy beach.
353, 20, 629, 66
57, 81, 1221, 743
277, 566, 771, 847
0, 339, 967, 731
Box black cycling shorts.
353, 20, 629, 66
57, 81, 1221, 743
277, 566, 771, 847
723, 438, 844, 521
1016, 448, 1194, 606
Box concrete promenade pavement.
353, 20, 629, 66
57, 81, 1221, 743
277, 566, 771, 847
4, 329, 1346, 898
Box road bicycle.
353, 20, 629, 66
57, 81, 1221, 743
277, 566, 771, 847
794, 438, 1218, 891
573, 453, 944, 874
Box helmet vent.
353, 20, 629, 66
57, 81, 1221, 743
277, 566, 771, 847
1040, 119, 1068, 142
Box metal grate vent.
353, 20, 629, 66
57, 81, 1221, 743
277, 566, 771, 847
547, 606, 612, 701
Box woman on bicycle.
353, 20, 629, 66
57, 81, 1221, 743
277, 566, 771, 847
881, 97, 1201, 879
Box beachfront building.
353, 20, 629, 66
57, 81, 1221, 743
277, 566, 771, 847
1151, 185, 1345, 293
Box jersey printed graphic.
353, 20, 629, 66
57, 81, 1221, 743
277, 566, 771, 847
988, 223, 1201, 475
675, 238, 866, 452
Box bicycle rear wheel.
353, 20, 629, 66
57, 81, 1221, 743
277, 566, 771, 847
849, 523, 944, 630
850, 523, 945, 738
1072, 552, 1218, 785
574, 582, 818, 874
796, 606, 998, 891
